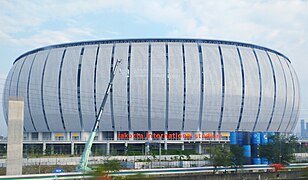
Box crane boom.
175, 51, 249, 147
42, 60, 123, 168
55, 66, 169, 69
76, 59, 122, 172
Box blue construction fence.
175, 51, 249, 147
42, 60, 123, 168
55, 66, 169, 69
230, 131, 276, 165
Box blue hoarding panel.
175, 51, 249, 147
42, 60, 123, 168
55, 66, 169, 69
252, 158, 261, 165
260, 132, 268, 144
261, 158, 269, 164
230, 132, 237, 144
251, 132, 261, 144
243, 145, 251, 157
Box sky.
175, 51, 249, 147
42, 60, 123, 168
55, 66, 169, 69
0, 0, 308, 136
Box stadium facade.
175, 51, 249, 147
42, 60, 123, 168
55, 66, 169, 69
2, 39, 300, 154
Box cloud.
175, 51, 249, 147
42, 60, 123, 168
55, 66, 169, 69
0, 73, 6, 136
0, 0, 307, 133
1, 0, 307, 84
0, 0, 127, 31
0, 27, 98, 48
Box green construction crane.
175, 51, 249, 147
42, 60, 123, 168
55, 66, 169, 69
76, 59, 122, 172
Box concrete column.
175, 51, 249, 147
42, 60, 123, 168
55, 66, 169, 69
102, 132, 106, 140
164, 130, 168, 141
145, 142, 150, 155
82, 131, 90, 141
71, 142, 74, 155
196, 143, 202, 154
6, 97, 24, 175
106, 142, 110, 156
194, 131, 202, 141
129, 131, 134, 141
38, 132, 43, 141
66, 132, 70, 141
98, 132, 103, 141
181, 143, 185, 151
51, 144, 54, 155
203, 144, 206, 154
43, 142, 46, 155
164, 131, 168, 151
147, 131, 152, 141
114, 131, 118, 141
180, 131, 185, 141
125, 141, 128, 154
23, 133, 27, 141
51, 133, 55, 141
28, 132, 32, 141
213, 131, 216, 140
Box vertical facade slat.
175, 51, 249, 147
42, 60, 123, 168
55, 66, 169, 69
80, 45, 98, 131
3, 63, 17, 125
60, 47, 82, 131
238, 47, 260, 131
252, 49, 262, 131
219, 45, 242, 131
201, 44, 222, 131
29, 51, 50, 131
113, 43, 129, 131
254, 50, 274, 131
97, 44, 113, 131
17, 54, 37, 131
265, 52, 277, 131
168, 43, 184, 131
284, 59, 296, 132
276, 55, 289, 132
130, 43, 149, 131
150, 43, 166, 131
43, 48, 66, 132
183, 43, 200, 131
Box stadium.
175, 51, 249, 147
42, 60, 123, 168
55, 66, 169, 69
2, 38, 300, 155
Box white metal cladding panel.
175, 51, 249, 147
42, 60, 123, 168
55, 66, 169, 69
184, 43, 200, 131
3, 63, 16, 124
278, 56, 293, 132
293, 67, 301, 132
287, 64, 300, 132
220, 45, 242, 131
17, 54, 36, 131
168, 43, 184, 131
151, 43, 166, 131
113, 43, 129, 131
29, 51, 49, 131
80, 45, 98, 131
9, 57, 26, 98
130, 43, 149, 131
43, 48, 65, 132
201, 44, 222, 131
97, 44, 113, 131
267, 52, 286, 131
238, 47, 260, 131
10, 57, 28, 131
61, 46, 82, 131
254, 49, 274, 131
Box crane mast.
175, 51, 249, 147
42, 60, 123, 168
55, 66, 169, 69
76, 59, 122, 172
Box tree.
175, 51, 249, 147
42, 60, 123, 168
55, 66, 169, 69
230, 144, 244, 168
259, 134, 297, 165
183, 151, 191, 161
93, 159, 121, 178
209, 146, 232, 173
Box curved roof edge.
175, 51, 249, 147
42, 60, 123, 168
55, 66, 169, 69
13, 38, 291, 64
